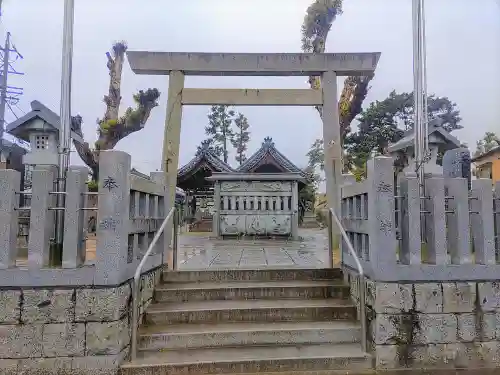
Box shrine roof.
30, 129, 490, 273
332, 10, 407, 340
237, 137, 308, 178
387, 118, 461, 154
178, 145, 236, 180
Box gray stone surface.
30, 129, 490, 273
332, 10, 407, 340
442, 282, 476, 313
75, 284, 130, 322
177, 229, 330, 270
470, 178, 496, 264
127, 51, 381, 76
478, 281, 500, 311
62, 166, 88, 268
86, 319, 129, 355
0, 324, 43, 358
366, 156, 398, 270
22, 289, 74, 323
0, 169, 20, 269
42, 323, 85, 357
353, 275, 500, 370
95, 150, 132, 285
0, 290, 20, 323
442, 147, 471, 188
0, 268, 161, 374
28, 166, 56, 268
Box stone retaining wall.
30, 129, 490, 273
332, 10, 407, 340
346, 270, 500, 371
0, 267, 161, 375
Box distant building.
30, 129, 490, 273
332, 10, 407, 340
0, 138, 28, 189
472, 146, 500, 182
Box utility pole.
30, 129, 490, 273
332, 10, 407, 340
0, 30, 24, 154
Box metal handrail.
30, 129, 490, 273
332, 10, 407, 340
328, 207, 367, 354
130, 207, 178, 361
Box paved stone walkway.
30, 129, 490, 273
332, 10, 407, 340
177, 228, 336, 270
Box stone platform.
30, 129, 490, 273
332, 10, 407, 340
176, 228, 335, 270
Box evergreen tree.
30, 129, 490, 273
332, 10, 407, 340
205, 105, 235, 163
231, 113, 250, 165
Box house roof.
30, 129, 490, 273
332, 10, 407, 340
6, 100, 84, 144
177, 143, 236, 181
0, 138, 27, 157
387, 118, 461, 154
472, 145, 500, 163
237, 137, 307, 178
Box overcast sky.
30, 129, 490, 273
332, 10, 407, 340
2, 0, 499, 174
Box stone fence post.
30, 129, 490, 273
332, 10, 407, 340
150, 171, 173, 267
150, 172, 169, 261
28, 166, 57, 268
95, 150, 131, 285
0, 169, 20, 269
366, 156, 398, 273
62, 166, 88, 268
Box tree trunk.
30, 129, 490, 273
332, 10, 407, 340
222, 129, 228, 163
103, 48, 125, 123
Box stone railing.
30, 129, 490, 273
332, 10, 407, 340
0, 150, 170, 286
341, 156, 500, 370
341, 156, 500, 282
0, 150, 171, 373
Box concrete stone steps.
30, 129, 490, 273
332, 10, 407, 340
122, 268, 368, 375
145, 298, 357, 325
139, 321, 361, 351
121, 343, 371, 375
154, 280, 349, 302
162, 268, 343, 283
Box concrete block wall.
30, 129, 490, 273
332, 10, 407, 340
0, 267, 161, 375
346, 270, 500, 371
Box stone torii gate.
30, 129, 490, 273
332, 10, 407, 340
126, 51, 380, 261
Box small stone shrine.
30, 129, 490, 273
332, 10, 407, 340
207, 137, 307, 239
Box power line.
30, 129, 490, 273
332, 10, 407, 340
0, 29, 24, 154
6, 100, 17, 119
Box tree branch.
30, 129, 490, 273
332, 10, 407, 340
301, 0, 374, 141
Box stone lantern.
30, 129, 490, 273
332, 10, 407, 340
6, 100, 84, 167
387, 117, 462, 177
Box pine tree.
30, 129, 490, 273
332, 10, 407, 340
231, 113, 250, 165
205, 105, 235, 163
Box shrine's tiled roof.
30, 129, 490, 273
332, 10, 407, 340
178, 145, 236, 180
237, 137, 307, 178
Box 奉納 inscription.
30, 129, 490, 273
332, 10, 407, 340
98, 217, 120, 231
102, 176, 118, 191
377, 182, 392, 193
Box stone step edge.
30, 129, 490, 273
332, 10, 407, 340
146, 299, 354, 314
156, 280, 347, 291
122, 344, 369, 368
162, 269, 343, 279
139, 320, 361, 336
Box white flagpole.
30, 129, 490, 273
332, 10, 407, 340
55, 0, 75, 246
412, 0, 427, 188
